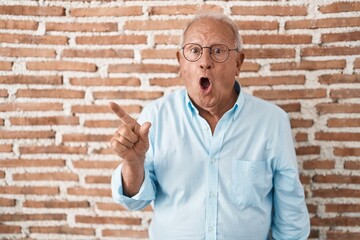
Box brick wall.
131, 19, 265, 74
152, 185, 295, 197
0, 0, 359, 239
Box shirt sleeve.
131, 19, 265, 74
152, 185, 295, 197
271, 115, 310, 239
111, 163, 156, 211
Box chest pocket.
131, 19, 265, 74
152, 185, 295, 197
231, 160, 273, 209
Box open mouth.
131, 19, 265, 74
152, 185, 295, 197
200, 77, 211, 90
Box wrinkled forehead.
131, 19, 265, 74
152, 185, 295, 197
183, 18, 236, 46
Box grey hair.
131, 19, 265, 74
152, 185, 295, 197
181, 12, 243, 51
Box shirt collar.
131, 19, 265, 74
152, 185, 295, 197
185, 81, 245, 121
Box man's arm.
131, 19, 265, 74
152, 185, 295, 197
271, 116, 310, 239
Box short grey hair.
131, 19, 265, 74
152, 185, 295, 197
182, 12, 243, 51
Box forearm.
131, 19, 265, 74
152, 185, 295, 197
121, 161, 145, 197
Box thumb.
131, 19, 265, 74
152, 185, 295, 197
139, 122, 151, 143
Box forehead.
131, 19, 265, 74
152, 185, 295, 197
184, 18, 235, 46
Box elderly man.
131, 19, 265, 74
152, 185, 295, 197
110, 12, 310, 240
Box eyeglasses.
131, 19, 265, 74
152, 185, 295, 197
181, 43, 238, 63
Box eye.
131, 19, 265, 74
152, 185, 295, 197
190, 46, 201, 54
213, 48, 223, 54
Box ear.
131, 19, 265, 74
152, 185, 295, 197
176, 51, 181, 64
236, 52, 245, 76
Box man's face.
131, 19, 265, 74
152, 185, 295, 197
177, 18, 244, 112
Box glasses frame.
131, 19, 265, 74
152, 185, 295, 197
181, 43, 239, 63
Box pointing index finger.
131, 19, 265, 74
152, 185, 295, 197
109, 102, 136, 127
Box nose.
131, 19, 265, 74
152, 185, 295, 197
199, 48, 213, 70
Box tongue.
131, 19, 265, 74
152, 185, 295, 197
200, 78, 210, 89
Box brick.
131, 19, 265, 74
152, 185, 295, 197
102, 229, 148, 238
0, 5, 65, 16
46, 22, 117, 32
0, 213, 65, 221
318, 74, 360, 84
327, 118, 360, 128
278, 103, 301, 112
0, 170, 5, 178
316, 103, 360, 114
16, 89, 85, 99
67, 187, 111, 197
344, 161, 360, 169
109, 63, 178, 73
63, 49, 133, 58
30, 226, 95, 236
240, 75, 305, 87
124, 20, 187, 30
270, 60, 346, 71
10, 116, 79, 126
96, 202, 128, 211
303, 159, 335, 170
253, 89, 326, 100
236, 20, 278, 30
13, 172, 79, 181
0, 144, 12, 152
335, 148, 360, 157
26, 61, 97, 72
150, 77, 183, 87
0, 75, 62, 85
71, 104, 141, 114
76, 215, 141, 225
70, 77, 140, 86
70, 6, 142, 17
0, 47, 56, 58
285, 17, 360, 29
76, 35, 146, 45
0, 186, 59, 195
313, 174, 360, 184
0, 89, 8, 97
0, 159, 65, 168
235, 62, 258, 72
85, 175, 110, 184
84, 120, 120, 128
23, 200, 89, 208
326, 204, 360, 213
0, 33, 68, 45
322, 31, 360, 43
311, 216, 360, 227
243, 48, 295, 59
0, 225, 21, 234
231, 5, 307, 16
295, 132, 308, 142
149, 4, 223, 15
0, 102, 63, 112
62, 134, 111, 142
154, 34, 181, 45
19, 145, 87, 154
355, 58, 360, 69
296, 146, 321, 155
309, 229, 320, 238
0, 19, 38, 30
0, 130, 54, 139
0, 61, 12, 70
302, 47, 360, 57
290, 118, 314, 128
93, 90, 163, 100
315, 132, 360, 141
0, 197, 16, 207
319, 2, 360, 13
327, 231, 360, 240
312, 188, 360, 198
86, 147, 115, 155
330, 89, 360, 100
141, 49, 177, 59
242, 34, 311, 45
72, 160, 119, 169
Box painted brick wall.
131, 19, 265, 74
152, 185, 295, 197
0, 0, 359, 239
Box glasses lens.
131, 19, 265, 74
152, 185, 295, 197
183, 43, 202, 62
211, 44, 229, 62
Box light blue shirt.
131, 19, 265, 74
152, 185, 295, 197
112, 83, 310, 240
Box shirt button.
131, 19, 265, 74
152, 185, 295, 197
211, 158, 216, 163
208, 226, 213, 232
209, 191, 216, 198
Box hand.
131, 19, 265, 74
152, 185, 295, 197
109, 102, 151, 164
